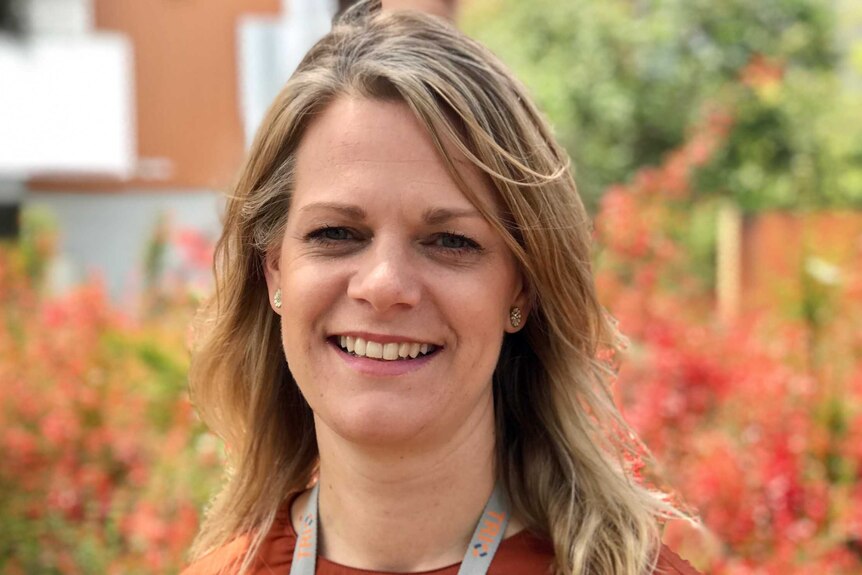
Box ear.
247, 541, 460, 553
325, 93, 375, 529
505, 272, 531, 333
263, 248, 282, 315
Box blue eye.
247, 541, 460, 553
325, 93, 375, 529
433, 233, 482, 252
306, 226, 354, 242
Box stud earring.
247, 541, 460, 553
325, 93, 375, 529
273, 288, 282, 309
509, 306, 522, 328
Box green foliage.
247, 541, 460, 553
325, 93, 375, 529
143, 212, 169, 292
18, 208, 57, 285
695, 68, 862, 211
461, 0, 858, 211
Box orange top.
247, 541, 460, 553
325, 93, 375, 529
181, 504, 702, 575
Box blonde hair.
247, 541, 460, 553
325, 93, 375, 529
188, 2, 692, 573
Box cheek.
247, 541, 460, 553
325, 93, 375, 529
444, 268, 515, 354
459, 300, 506, 338
281, 258, 342, 308
279, 266, 340, 354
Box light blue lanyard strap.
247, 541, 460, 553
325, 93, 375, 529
289, 482, 320, 575
289, 482, 510, 575
456, 483, 510, 575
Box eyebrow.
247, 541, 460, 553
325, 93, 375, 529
299, 202, 367, 220
299, 202, 484, 224
421, 207, 484, 225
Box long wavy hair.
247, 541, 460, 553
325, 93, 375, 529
188, 2, 693, 573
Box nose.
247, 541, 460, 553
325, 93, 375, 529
347, 239, 422, 313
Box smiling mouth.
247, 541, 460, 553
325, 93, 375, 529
329, 336, 440, 361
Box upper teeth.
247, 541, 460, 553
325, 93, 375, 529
338, 336, 435, 360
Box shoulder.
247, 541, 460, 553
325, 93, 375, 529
654, 545, 703, 575
489, 531, 701, 575
180, 505, 296, 575
179, 535, 251, 575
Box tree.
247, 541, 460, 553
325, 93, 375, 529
461, 0, 859, 211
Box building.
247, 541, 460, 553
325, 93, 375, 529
0, 0, 345, 299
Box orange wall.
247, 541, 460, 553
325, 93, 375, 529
28, 1, 466, 192
32, 0, 280, 192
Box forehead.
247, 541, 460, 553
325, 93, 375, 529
290, 96, 497, 215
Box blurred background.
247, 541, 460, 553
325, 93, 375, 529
1, 0, 861, 572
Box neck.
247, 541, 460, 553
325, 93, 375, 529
295, 393, 510, 572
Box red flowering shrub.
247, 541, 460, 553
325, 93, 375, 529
597, 101, 862, 573
0, 245, 222, 574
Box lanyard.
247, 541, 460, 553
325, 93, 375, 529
289, 482, 511, 575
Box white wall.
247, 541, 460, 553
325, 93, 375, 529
0, 34, 135, 179
238, 0, 337, 145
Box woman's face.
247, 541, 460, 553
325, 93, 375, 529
265, 96, 527, 448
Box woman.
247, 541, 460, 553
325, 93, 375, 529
182, 1, 702, 574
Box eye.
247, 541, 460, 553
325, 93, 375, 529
305, 226, 356, 243
431, 232, 483, 253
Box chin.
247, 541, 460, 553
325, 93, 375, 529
319, 401, 436, 447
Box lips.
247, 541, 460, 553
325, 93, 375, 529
333, 335, 439, 361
